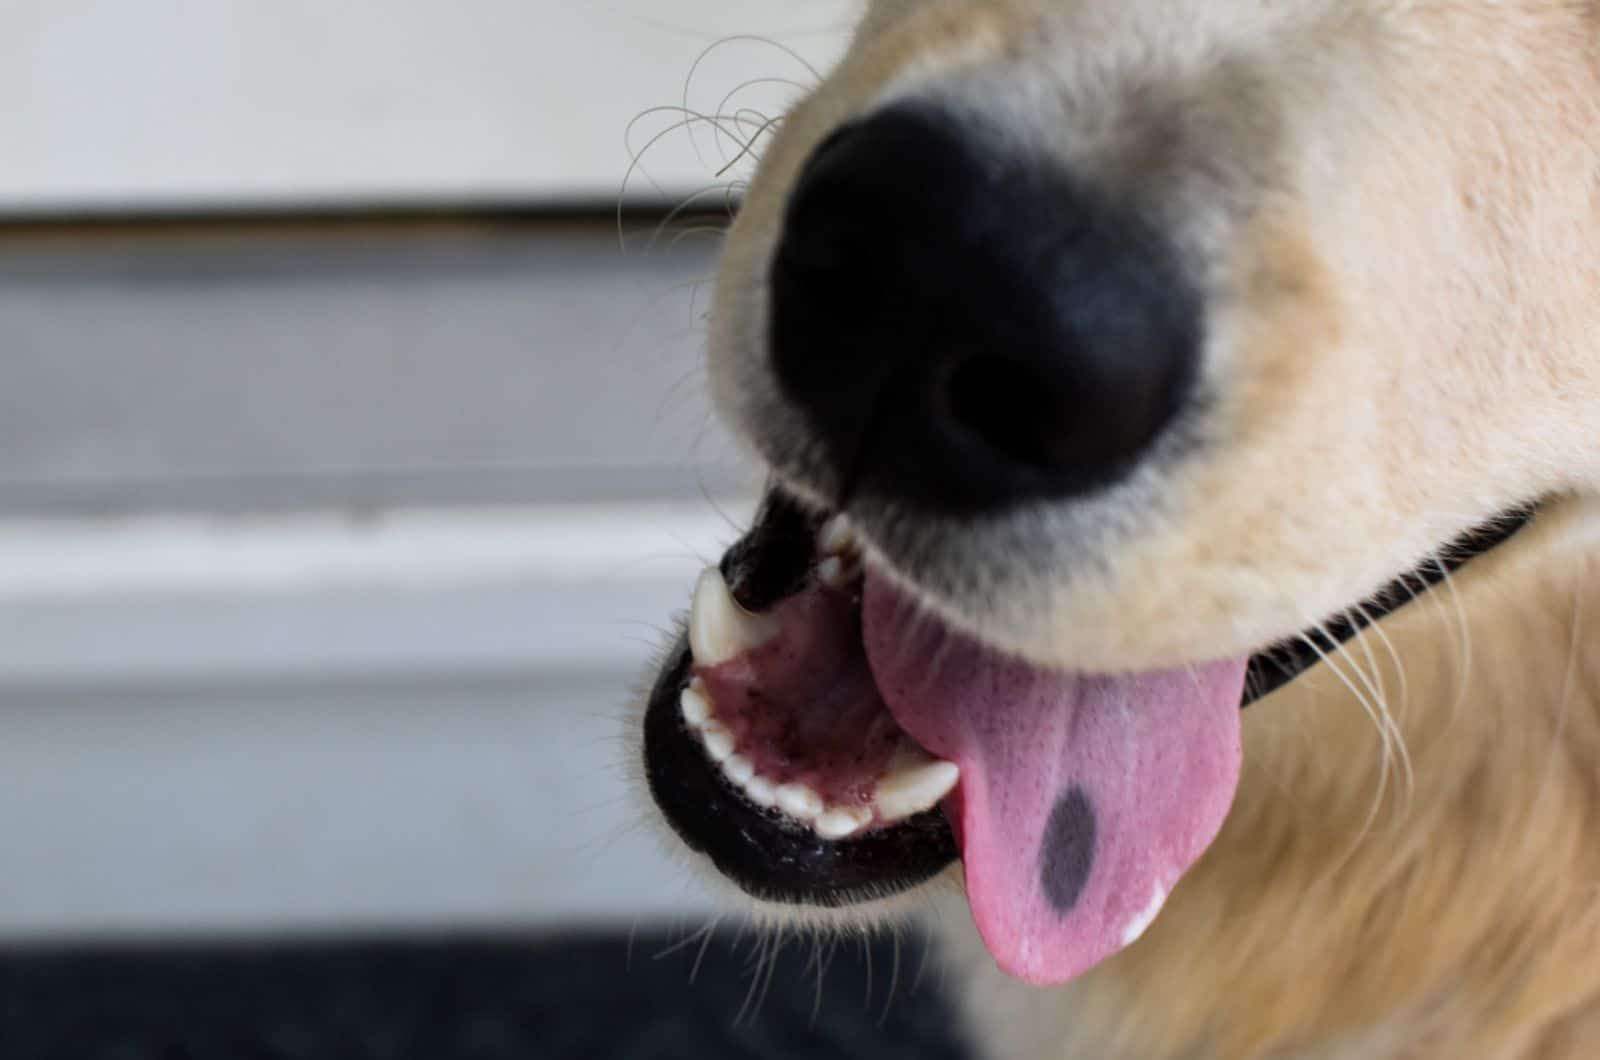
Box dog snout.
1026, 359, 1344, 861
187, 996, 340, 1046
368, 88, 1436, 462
768, 103, 1203, 516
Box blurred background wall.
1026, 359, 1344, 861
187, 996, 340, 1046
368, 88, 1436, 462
0, 0, 853, 942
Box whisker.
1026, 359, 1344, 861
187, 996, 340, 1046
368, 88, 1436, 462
1341, 606, 1414, 808
752, 927, 785, 1023
643, 183, 742, 254
680, 35, 820, 169
618, 109, 764, 253
878, 927, 903, 1028
1354, 598, 1411, 727
1429, 548, 1476, 724
655, 918, 719, 961
807, 932, 825, 1028
1296, 628, 1392, 858
716, 114, 785, 178
665, 225, 729, 252
861, 931, 875, 1011
713, 76, 810, 149
735, 930, 771, 1025
690, 918, 723, 984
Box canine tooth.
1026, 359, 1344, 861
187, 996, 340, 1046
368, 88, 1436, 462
814, 807, 872, 841
679, 685, 712, 729
689, 567, 780, 666
1121, 884, 1169, 947
701, 720, 735, 762
874, 759, 960, 821
744, 776, 778, 808
775, 783, 824, 820
723, 754, 755, 785
817, 515, 856, 555
887, 741, 937, 770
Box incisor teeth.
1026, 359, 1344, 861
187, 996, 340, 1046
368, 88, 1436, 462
723, 754, 755, 785
688, 567, 780, 667
700, 720, 735, 762
775, 783, 824, 820
679, 685, 711, 729
874, 759, 960, 821
744, 776, 778, 808
814, 806, 872, 841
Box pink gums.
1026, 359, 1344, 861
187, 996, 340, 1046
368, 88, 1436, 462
696, 579, 906, 811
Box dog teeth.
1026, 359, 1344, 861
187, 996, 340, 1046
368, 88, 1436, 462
874, 755, 961, 822
688, 567, 781, 667
775, 783, 825, 820
679, 683, 712, 728
685, 694, 946, 840
817, 514, 857, 556
743, 775, 778, 807
722, 754, 756, 785
686, 682, 960, 837
814, 806, 873, 840
679, 566, 955, 841
1120, 884, 1170, 947
815, 513, 863, 589
700, 720, 736, 762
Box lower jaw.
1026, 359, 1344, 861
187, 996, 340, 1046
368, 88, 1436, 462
644, 633, 960, 906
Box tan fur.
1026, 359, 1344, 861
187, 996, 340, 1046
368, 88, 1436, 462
942, 495, 1600, 1057
712, 0, 1600, 670
694, 1, 1600, 1055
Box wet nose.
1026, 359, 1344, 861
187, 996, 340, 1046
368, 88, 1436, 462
768, 103, 1202, 515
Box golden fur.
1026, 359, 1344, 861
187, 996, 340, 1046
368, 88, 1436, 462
942, 495, 1600, 1057
692, 1, 1600, 1055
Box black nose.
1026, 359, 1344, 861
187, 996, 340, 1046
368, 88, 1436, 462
769, 104, 1202, 515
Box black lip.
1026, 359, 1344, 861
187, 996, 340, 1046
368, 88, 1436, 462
1241, 504, 1537, 706
641, 490, 1537, 906
643, 635, 959, 906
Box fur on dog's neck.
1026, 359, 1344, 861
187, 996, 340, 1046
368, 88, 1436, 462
941, 493, 1600, 1058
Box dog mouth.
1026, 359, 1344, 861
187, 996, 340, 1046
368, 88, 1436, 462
642, 489, 1534, 985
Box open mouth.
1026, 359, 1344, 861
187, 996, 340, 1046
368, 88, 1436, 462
642, 490, 1534, 985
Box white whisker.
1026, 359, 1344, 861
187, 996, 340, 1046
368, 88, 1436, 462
1342, 606, 1414, 808
1355, 598, 1411, 728
1430, 548, 1475, 723
1297, 628, 1392, 858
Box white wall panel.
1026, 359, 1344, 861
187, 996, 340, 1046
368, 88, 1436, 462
0, 502, 748, 937
0, 0, 854, 214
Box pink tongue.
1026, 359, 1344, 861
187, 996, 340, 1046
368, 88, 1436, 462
862, 573, 1247, 986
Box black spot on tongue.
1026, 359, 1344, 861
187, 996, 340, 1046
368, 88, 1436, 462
1039, 786, 1098, 913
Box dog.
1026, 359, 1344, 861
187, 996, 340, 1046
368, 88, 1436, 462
634, 2, 1600, 1056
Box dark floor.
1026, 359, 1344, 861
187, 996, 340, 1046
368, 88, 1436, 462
0, 930, 973, 1060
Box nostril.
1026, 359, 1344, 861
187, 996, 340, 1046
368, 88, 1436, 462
768, 102, 1202, 514
944, 355, 1080, 474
